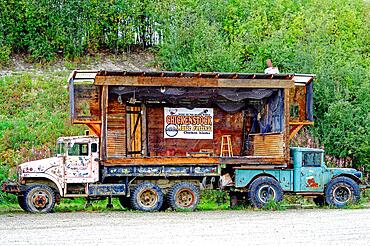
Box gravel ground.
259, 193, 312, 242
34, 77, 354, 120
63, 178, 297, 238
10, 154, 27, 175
1, 209, 369, 246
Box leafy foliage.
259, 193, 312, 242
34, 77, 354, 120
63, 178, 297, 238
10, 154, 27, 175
0, 0, 368, 171
157, 0, 370, 169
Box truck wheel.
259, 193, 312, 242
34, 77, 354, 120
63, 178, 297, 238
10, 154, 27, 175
130, 182, 164, 212
248, 177, 283, 208
325, 177, 360, 207
118, 196, 131, 209
167, 182, 200, 211
17, 194, 28, 212
23, 184, 56, 213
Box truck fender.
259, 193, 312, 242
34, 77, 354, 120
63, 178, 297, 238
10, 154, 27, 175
23, 173, 64, 196
331, 174, 363, 186
248, 174, 279, 186
236, 170, 279, 189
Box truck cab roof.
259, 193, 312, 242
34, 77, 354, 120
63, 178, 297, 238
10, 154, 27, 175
290, 147, 324, 153
57, 135, 99, 143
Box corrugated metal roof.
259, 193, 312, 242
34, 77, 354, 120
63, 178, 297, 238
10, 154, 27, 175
69, 70, 315, 84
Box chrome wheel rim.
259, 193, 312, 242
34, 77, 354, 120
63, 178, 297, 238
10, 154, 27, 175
333, 186, 351, 204
258, 185, 276, 203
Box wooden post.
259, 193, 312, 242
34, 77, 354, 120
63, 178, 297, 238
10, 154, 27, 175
126, 105, 132, 156
101, 85, 108, 160
141, 103, 148, 156
284, 88, 290, 164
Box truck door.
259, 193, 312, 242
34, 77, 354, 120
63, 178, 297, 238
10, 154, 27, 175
65, 142, 99, 183
300, 152, 324, 192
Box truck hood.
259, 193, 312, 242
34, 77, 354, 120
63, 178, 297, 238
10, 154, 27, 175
327, 167, 363, 179
19, 157, 62, 174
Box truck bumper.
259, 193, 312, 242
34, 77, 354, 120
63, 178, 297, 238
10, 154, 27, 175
1, 181, 22, 194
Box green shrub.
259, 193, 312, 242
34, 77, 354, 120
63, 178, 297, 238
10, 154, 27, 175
0, 45, 11, 64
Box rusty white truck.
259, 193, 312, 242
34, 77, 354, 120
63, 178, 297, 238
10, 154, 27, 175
2, 70, 368, 212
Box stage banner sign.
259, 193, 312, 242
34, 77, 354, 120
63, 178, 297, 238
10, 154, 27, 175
164, 108, 213, 139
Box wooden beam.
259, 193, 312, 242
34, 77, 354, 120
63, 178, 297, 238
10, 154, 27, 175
94, 76, 295, 89
101, 156, 286, 166
284, 88, 290, 162
289, 125, 304, 140
126, 105, 132, 155
289, 121, 314, 140
100, 85, 108, 160
86, 123, 101, 136
73, 120, 102, 124
141, 103, 148, 156
289, 121, 314, 126
103, 157, 219, 165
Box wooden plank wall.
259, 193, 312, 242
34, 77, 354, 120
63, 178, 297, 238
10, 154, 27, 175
251, 133, 284, 157
289, 86, 306, 122
73, 84, 100, 121
147, 106, 244, 156
107, 94, 126, 158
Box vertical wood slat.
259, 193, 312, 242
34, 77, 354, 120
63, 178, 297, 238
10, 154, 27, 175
100, 85, 108, 160
126, 105, 132, 155
107, 97, 126, 158
284, 88, 290, 163
132, 106, 142, 157
141, 103, 148, 156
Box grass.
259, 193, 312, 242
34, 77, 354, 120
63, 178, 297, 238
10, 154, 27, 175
0, 189, 369, 214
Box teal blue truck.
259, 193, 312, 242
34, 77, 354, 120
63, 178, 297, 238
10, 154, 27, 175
231, 147, 367, 208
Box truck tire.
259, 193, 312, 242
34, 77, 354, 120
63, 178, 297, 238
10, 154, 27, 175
130, 182, 164, 212
118, 196, 131, 209
17, 194, 28, 212
167, 182, 200, 211
325, 176, 360, 207
23, 184, 56, 213
248, 177, 283, 208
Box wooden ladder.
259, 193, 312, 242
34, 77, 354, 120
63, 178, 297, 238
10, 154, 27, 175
220, 135, 233, 157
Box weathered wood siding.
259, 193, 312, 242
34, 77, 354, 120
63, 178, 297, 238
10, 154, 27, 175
251, 133, 284, 157
147, 106, 243, 156
290, 86, 306, 122
106, 94, 126, 158
73, 83, 100, 121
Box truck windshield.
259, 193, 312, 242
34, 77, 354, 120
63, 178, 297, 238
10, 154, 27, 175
302, 152, 322, 167
57, 143, 65, 155
68, 143, 89, 156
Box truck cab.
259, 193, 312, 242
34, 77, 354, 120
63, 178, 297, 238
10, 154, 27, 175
291, 147, 362, 193
234, 147, 364, 208
2, 136, 100, 212
56, 136, 100, 184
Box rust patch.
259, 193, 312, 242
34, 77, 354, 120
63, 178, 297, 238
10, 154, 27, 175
306, 177, 319, 188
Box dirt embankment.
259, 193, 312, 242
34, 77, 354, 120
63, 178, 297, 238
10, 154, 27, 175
0, 51, 157, 76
